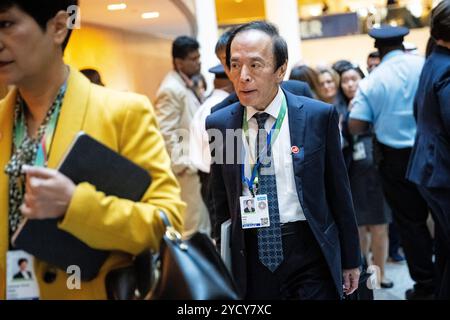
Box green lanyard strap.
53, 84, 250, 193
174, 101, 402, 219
241, 95, 287, 195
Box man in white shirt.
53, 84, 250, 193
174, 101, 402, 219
155, 36, 210, 237
190, 64, 234, 233
190, 64, 234, 174
206, 21, 361, 300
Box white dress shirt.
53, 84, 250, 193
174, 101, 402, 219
20, 270, 31, 280
189, 89, 230, 173
242, 88, 306, 223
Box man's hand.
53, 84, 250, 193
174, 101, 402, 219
20, 165, 76, 220
343, 267, 361, 296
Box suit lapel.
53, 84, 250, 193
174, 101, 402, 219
47, 67, 91, 169
285, 89, 306, 152
285, 90, 306, 206
226, 103, 244, 209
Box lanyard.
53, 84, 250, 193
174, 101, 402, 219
241, 96, 287, 196
13, 83, 67, 167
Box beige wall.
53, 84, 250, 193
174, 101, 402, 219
64, 23, 174, 102
300, 27, 430, 72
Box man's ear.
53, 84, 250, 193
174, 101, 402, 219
48, 10, 70, 48
276, 61, 288, 83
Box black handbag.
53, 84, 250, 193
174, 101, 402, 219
147, 211, 240, 300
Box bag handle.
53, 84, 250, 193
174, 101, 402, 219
158, 210, 188, 251
158, 210, 172, 228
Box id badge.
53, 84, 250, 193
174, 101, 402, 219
240, 195, 270, 229
353, 141, 367, 161
6, 250, 40, 300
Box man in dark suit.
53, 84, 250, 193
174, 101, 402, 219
13, 258, 33, 280
206, 21, 361, 300
203, 30, 313, 241
407, 0, 450, 299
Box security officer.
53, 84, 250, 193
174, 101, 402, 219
348, 26, 435, 300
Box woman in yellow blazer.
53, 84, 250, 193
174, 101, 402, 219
0, 0, 185, 299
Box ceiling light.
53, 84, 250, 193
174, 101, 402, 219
107, 3, 127, 11
234, 0, 244, 3
142, 11, 160, 19
308, 5, 322, 17
407, 1, 423, 18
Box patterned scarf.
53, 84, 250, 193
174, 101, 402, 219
4, 85, 66, 238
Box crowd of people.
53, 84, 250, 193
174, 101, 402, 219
0, 0, 449, 300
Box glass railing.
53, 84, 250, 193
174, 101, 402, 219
299, 4, 431, 40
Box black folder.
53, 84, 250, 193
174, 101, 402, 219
11, 132, 152, 281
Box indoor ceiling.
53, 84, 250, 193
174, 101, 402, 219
79, 0, 193, 38
78, 0, 366, 36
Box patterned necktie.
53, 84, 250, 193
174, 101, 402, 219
254, 112, 284, 272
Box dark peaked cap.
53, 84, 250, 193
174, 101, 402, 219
369, 25, 410, 48
208, 64, 228, 79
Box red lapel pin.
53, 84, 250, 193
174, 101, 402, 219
291, 146, 300, 154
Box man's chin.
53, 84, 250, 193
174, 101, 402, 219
237, 96, 257, 108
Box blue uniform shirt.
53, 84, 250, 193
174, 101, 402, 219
350, 50, 424, 148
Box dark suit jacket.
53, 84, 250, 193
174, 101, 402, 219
13, 271, 32, 280
211, 80, 313, 114
243, 207, 255, 213
206, 89, 361, 298
407, 45, 450, 188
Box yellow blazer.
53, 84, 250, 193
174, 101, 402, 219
0, 67, 185, 299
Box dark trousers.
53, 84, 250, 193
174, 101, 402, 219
388, 219, 402, 257
377, 143, 435, 291
418, 186, 450, 299
244, 221, 339, 300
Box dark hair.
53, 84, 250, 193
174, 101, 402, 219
18, 258, 28, 266
172, 36, 200, 60
226, 21, 288, 72
289, 65, 321, 98
80, 68, 104, 86
425, 37, 437, 58
215, 28, 234, 56
431, 0, 450, 42
0, 0, 79, 51
336, 63, 365, 78
368, 51, 380, 59
332, 60, 353, 75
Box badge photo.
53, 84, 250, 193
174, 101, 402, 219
6, 250, 40, 300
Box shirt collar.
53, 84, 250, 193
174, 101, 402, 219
246, 87, 283, 121
382, 50, 404, 62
